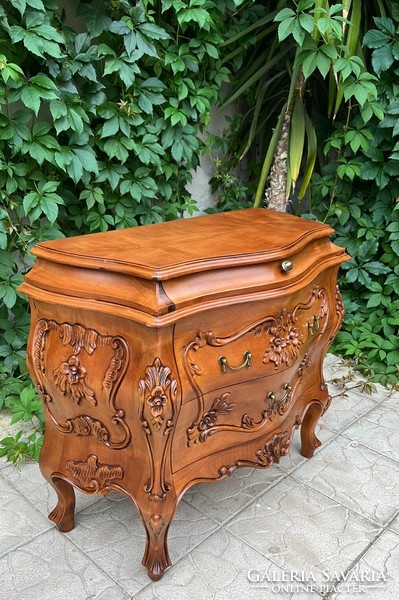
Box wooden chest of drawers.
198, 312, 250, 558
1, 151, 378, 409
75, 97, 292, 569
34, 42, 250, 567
20, 208, 349, 580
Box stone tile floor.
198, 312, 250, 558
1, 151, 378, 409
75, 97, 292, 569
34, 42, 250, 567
0, 354, 398, 600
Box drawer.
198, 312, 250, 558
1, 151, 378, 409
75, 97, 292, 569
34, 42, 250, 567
174, 280, 332, 405
162, 237, 342, 314
172, 362, 306, 473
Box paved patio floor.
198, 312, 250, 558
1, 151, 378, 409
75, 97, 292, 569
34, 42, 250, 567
0, 354, 398, 600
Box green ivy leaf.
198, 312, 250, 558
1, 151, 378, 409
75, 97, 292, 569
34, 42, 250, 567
363, 29, 391, 49
104, 56, 140, 88
178, 8, 212, 30
10, 0, 27, 16
73, 147, 98, 174
96, 163, 128, 191
80, 186, 104, 209
274, 8, 296, 22
26, 0, 45, 10
298, 13, 314, 34
364, 261, 391, 275
49, 99, 67, 120
373, 16, 396, 36
101, 115, 119, 138
277, 17, 296, 42
317, 51, 331, 78
135, 31, 158, 57
372, 45, 394, 75
20, 86, 41, 115
66, 146, 98, 182
302, 51, 318, 78
103, 138, 129, 163
29, 75, 57, 91
0, 285, 17, 309
76, 2, 113, 36
138, 22, 170, 40
387, 351, 399, 366
39, 194, 62, 224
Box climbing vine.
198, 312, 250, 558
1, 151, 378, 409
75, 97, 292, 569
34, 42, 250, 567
0, 0, 265, 461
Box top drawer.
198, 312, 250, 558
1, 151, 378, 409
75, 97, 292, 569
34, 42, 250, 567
162, 237, 344, 317
174, 277, 336, 404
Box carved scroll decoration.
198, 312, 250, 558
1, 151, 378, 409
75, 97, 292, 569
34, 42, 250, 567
31, 320, 131, 449
297, 352, 312, 379
184, 286, 329, 446
66, 454, 123, 493
139, 358, 178, 502
188, 381, 293, 445
217, 425, 300, 479
329, 286, 345, 344
255, 431, 291, 467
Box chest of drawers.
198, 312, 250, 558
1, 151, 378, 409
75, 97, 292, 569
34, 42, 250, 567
20, 208, 349, 581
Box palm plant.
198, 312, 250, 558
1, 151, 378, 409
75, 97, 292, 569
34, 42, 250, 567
218, 0, 393, 212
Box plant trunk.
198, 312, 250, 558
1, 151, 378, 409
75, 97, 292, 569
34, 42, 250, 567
264, 112, 290, 212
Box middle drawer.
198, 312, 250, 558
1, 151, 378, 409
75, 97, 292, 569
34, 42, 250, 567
174, 280, 330, 405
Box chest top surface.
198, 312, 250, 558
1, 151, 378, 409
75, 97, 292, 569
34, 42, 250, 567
31, 208, 334, 280
21, 208, 349, 324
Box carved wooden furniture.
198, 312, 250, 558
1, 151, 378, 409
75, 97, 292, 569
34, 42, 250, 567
20, 208, 349, 581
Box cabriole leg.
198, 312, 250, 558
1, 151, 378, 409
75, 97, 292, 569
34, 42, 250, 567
47, 475, 76, 532
300, 401, 324, 458
139, 499, 177, 581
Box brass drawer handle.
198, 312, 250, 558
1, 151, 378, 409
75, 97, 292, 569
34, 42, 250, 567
268, 382, 292, 405
281, 260, 293, 272
218, 351, 252, 374
307, 315, 320, 335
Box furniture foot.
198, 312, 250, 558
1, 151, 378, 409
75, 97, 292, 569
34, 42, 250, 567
141, 510, 173, 580
47, 476, 76, 532
300, 401, 324, 458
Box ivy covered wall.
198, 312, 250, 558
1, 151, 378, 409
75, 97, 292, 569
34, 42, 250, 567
0, 0, 263, 461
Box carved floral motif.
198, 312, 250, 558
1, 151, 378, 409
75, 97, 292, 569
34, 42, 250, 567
263, 323, 304, 369
34, 319, 48, 375
103, 338, 126, 389
58, 323, 99, 355
149, 514, 165, 536
66, 454, 123, 493
188, 393, 235, 445
139, 358, 179, 501
139, 358, 177, 432
34, 321, 101, 376
31, 320, 131, 449
54, 355, 96, 406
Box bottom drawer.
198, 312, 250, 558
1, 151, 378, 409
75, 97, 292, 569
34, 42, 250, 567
172, 359, 312, 473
